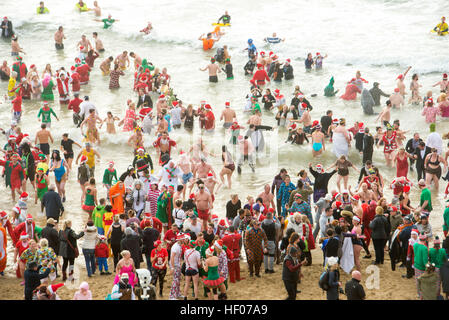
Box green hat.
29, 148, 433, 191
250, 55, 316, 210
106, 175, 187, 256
430, 123, 436, 132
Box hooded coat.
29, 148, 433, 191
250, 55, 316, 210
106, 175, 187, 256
361, 89, 375, 115
324, 77, 337, 97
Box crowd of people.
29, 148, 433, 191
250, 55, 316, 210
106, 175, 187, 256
1, 1, 449, 301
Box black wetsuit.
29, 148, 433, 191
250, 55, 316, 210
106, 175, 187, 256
283, 64, 294, 80
244, 59, 256, 75
218, 15, 231, 24
362, 134, 374, 164
223, 64, 233, 79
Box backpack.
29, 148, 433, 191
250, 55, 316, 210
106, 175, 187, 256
318, 270, 330, 291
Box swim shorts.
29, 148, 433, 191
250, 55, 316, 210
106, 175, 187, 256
209, 76, 218, 83
55, 43, 64, 50
39, 143, 50, 155
197, 209, 210, 221
182, 172, 193, 185
223, 122, 232, 129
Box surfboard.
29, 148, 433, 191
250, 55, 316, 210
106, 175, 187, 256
212, 23, 231, 27
431, 29, 448, 36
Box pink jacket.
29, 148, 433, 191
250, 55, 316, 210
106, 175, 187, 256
421, 106, 440, 123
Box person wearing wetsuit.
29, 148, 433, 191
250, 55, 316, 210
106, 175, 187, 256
244, 55, 256, 76
217, 11, 231, 24
320, 110, 332, 137
222, 59, 233, 80
304, 53, 314, 70
369, 82, 390, 106
283, 59, 294, 80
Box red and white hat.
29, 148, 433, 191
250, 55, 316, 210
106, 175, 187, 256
260, 51, 265, 56
71, 66, 76, 71
189, 193, 195, 199
286, 58, 291, 63
12, 206, 21, 214
20, 192, 28, 199
274, 89, 280, 95
316, 52, 321, 57
26, 214, 33, 221
8, 135, 16, 140
205, 104, 212, 110
20, 231, 29, 240
397, 74, 403, 80
159, 94, 166, 100
332, 118, 339, 124
316, 164, 324, 173
218, 219, 228, 227
353, 216, 361, 223
137, 147, 145, 153
48, 283, 64, 294
351, 194, 360, 201
176, 233, 185, 241
172, 101, 178, 107
207, 173, 213, 179
411, 229, 419, 236
108, 161, 114, 166
301, 102, 308, 109
290, 123, 297, 130
214, 239, 223, 249
211, 214, 219, 221
225, 102, 230, 107
80, 155, 87, 163
0, 211, 7, 220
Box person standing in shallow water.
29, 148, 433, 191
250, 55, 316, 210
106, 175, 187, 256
200, 58, 221, 83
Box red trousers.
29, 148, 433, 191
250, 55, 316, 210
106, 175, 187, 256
364, 227, 372, 247
228, 260, 241, 283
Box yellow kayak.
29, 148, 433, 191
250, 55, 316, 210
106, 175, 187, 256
212, 23, 231, 27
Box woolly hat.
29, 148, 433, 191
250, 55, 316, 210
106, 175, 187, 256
79, 282, 89, 291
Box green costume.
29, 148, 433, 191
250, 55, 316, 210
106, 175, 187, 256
413, 242, 429, 271
194, 240, 209, 277
443, 207, 449, 232
420, 188, 432, 212
102, 18, 115, 29
102, 168, 118, 185
37, 107, 57, 123
141, 59, 155, 73
92, 205, 106, 229
41, 79, 55, 101
324, 76, 337, 97
429, 247, 447, 269
36, 6, 49, 14
156, 191, 173, 226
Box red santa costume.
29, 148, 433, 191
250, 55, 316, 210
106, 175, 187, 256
407, 229, 419, 267
15, 231, 30, 278
221, 229, 242, 283
204, 105, 215, 131
390, 177, 412, 198
13, 214, 35, 242
138, 106, 152, 121
135, 75, 149, 93
70, 67, 81, 94
152, 136, 176, 165
76, 63, 91, 85
250, 64, 270, 86
56, 74, 70, 104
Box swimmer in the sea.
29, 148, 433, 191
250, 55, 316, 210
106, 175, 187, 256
311, 127, 325, 157
95, 14, 118, 29
264, 33, 285, 44
140, 22, 153, 35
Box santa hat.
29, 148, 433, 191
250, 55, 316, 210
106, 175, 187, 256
294, 193, 302, 199
214, 240, 223, 250
272, 55, 278, 61
211, 214, 219, 221
332, 118, 339, 124
0, 211, 7, 220
206, 246, 215, 256
172, 101, 178, 107
12, 206, 21, 214
8, 135, 16, 141
205, 104, 212, 110
286, 58, 291, 63
168, 185, 175, 190
260, 51, 265, 56
225, 102, 230, 107
397, 74, 403, 80
20, 231, 29, 240
268, 51, 274, 57
316, 52, 321, 57
444, 73, 448, 79
353, 216, 360, 223
268, 208, 275, 213
153, 240, 162, 247
257, 63, 263, 68
207, 173, 213, 179
26, 214, 33, 221
108, 161, 114, 166
411, 229, 419, 236
403, 185, 411, 193
159, 94, 166, 100
274, 89, 280, 95
351, 194, 360, 201
218, 219, 228, 227
48, 283, 64, 294
20, 192, 28, 200
312, 120, 319, 127
316, 164, 324, 173
389, 206, 398, 212
335, 201, 342, 208
189, 193, 195, 200
301, 103, 308, 109
137, 147, 145, 153
71, 66, 76, 71
140, 75, 148, 82
176, 233, 186, 241
80, 155, 87, 163
289, 123, 297, 130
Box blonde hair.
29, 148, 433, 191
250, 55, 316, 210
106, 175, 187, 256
440, 93, 447, 101
375, 206, 384, 216
121, 250, 131, 258
63, 220, 72, 230
39, 238, 48, 248
113, 215, 120, 223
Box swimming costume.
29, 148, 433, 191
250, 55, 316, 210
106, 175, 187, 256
53, 159, 66, 182
312, 142, 322, 152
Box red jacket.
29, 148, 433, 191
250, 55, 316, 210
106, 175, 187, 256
221, 232, 241, 260
71, 72, 81, 92
68, 97, 83, 113
13, 221, 36, 242
251, 69, 270, 85
76, 64, 91, 84
163, 230, 178, 251
95, 242, 109, 258
56, 77, 70, 97
139, 217, 162, 234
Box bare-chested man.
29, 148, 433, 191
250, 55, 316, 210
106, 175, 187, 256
156, 95, 168, 116
156, 110, 169, 135
354, 183, 375, 203
80, 109, 102, 145
127, 127, 144, 150
178, 151, 193, 199
35, 123, 53, 160
296, 104, 312, 132
247, 110, 262, 126
91, 0, 101, 16
220, 102, 236, 129
99, 56, 113, 75
195, 182, 213, 231
200, 57, 221, 83
389, 89, 404, 109
396, 66, 411, 96
311, 127, 325, 157
77, 35, 92, 55
54, 26, 65, 50
204, 173, 221, 202
115, 51, 129, 70
257, 184, 276, 211
194, 157, 216, 180
92, 32, 104, 52
376, 100, 392, 126
129, 52, 142, 70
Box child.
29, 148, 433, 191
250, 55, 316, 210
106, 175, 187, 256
222, 58, 234, 80
95, 236, 111, 275
73, 281, 92, 300
172, 199, 185, 229
92, 198, 106, 235
11, 90, 22, 122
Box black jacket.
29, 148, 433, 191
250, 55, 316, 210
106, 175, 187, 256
1, 20, 13, 38
345, 278, 366, 300
309, 168, 337, 193
283, 64, 294, 80
369, 215, 390, 240
141, 227, 160, 255
24, 267, 51, 300
42, 190, 64, 219
369, 86, 389, 106
414, 146, 431, 169
58, 228, 84, 258
121, 234, 142, 264
41, 224, 60, 254
136, 94, 153, 109
405, 138, 423, 155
